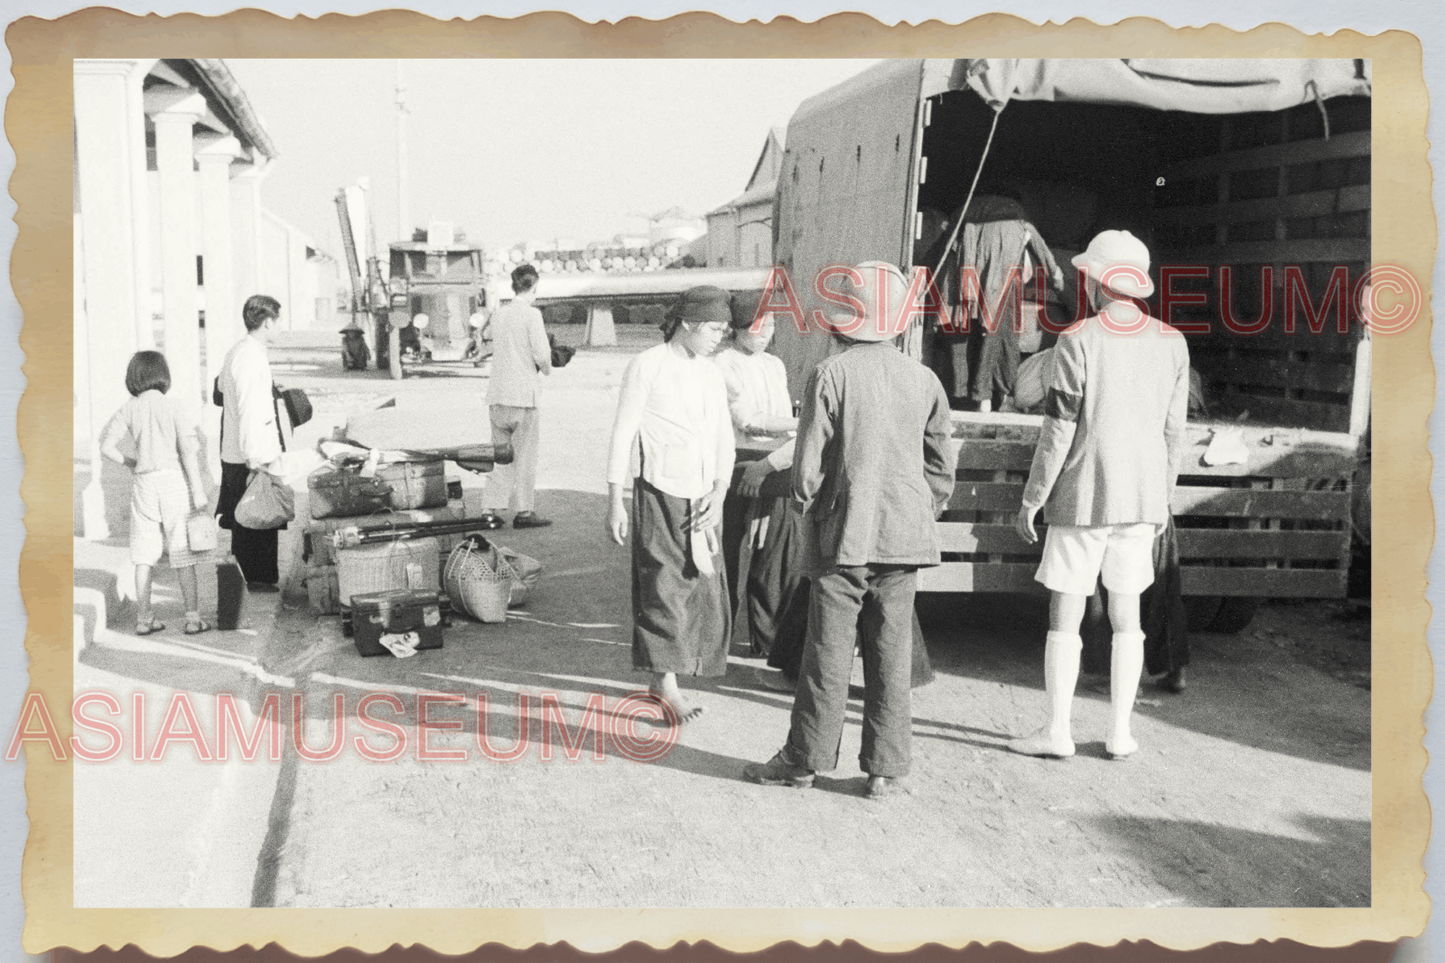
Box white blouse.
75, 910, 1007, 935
607, 342, 735, 500
712, 344, 796, 472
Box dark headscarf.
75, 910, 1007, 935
661, 285, 732, 341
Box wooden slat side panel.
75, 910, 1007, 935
956, 440, 1036, 471
1171, 487, 1350, 520
1162, 129, 1369, 179
937, 522, 1041, 555
948, 481, 1025, 512
1179, 566, 1347, 597
1176, 529, 1348, 560
1206, 394, 1351, 433
1173, 447, 1360, 478
1153, 184, 1370, 226
1193, 355, 1357, 395
918, 562, 1044, 593
1173, 238, 1369, 264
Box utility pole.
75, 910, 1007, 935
395, 60, 409, 243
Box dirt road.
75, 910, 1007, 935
241, 328, 1369, 909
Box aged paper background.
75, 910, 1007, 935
8, 9, 1433, 956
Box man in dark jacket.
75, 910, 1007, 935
744, 262, 955, 799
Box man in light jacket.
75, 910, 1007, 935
481, 263, 553, 528
1008, 230, 1190, 761
215, 294, 288, 588
745, 262, 954, 799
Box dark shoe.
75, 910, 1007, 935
475, 513, 506, 530
743, 751, 815, 789
246, 582, 280, 594
865, 775, 909, 799
513, 512, 553, 529
1160, 667, 1187, 694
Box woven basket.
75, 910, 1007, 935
337, 538, 440, 606
443, 537, 517, 624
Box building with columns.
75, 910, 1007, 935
74, 59, 325, 540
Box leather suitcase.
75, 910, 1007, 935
308, 465, 393, 519
377, 459, 447, 510
350, 589, 444, 657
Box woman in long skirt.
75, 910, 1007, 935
606, 286, 736, 723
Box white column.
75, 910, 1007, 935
74, 59, 152, 539
230, 160, 268, 303
147, 86, 207, 410
196, 134, 240, 394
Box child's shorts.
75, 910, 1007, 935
131, 469, 198, 568
1034, 522, 1159, 596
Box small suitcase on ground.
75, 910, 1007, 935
377, 459, 447, 510
216, 556, 248, 630
336, 537, 441, 606
350, 589, 444, 657
308, 465, 393, 519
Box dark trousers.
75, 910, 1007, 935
216, 460, 281, 585
784, 564, 916, 778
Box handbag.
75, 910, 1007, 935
186, 511, 218, 552
234, 470, 296, 530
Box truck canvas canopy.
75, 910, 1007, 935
772, 57, 1372, 395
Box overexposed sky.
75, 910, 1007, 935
226, 59, 879, 257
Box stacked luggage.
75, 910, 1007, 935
301, 441, 541, 657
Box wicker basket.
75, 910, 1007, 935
443, 537, 518, 623
336, 538, 441, 606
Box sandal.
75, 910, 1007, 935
135, 618, 165, 636
184, 618, 212, 636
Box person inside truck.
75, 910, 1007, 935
606, 285, 736, 726
1008, 230, 1190, 761
956, 192, 1067, 412
744, 262, 953, 799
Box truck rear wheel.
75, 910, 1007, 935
1184, 596, 1223, 632
1209, 597, 1261, 634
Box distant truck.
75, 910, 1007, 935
335, 197, 488, 380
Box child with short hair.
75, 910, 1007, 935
100, 351, 211, 635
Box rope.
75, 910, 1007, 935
931, 107, 1004, 279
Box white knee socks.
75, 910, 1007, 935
1044, 631, 1083, 742
1008, 631, 1083, 758
1108, 630, 1146, 758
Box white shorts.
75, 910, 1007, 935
130, 469, 198, 568
1035, 523, 1159, 596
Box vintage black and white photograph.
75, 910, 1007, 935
68, 55, 1376, 911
